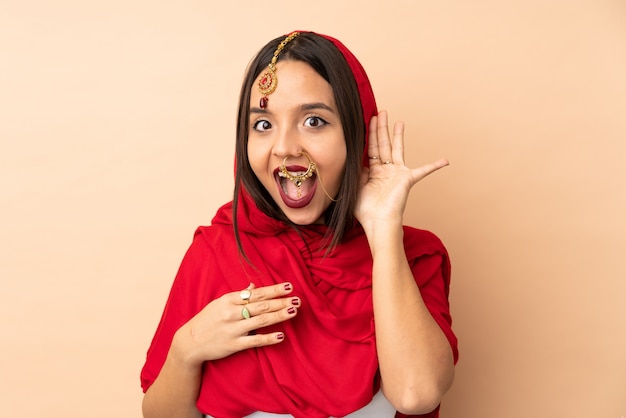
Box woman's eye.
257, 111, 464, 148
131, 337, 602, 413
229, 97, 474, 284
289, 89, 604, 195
304, 116, 327, 128
252, 120, 272, 132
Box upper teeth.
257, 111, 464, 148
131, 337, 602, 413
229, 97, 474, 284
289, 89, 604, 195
278, 171, 307, 178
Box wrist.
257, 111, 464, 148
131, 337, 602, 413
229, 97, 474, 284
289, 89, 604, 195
361, 219, 404, 256
360, 213, 403, 233
169, 326, 204, 371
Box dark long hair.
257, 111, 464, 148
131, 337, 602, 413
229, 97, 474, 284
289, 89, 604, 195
233, 32, 365, 256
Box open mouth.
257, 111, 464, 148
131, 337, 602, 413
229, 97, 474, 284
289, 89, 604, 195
274, 165, 318, 209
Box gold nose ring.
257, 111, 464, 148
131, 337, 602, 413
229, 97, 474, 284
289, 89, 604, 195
279, 151, 317, 192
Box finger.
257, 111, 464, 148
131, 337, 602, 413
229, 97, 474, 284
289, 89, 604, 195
391, 121, 405, 165
239, 305, 298, 337
242, 331, 286, 348
246, 296, 300, 317
232, 281, 293, 305
249, 282, 293, 302
367, 115, 380, 162
376, 111, 393, 165
410, 158, 450, 184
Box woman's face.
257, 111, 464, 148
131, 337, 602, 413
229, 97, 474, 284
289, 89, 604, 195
248, 60, 346, 225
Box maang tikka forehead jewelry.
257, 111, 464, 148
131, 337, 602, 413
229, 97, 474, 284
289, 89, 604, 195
258, 31, 300, 109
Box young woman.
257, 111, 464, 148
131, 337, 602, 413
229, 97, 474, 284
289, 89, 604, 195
140, 31, 458, 418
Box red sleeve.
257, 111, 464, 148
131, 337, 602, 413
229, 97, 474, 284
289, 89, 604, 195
404, 227, 458, 364
396, 228, 458, 418
139, 229, 216, 393
393, 253, 456, 418
410, 251, 458, 364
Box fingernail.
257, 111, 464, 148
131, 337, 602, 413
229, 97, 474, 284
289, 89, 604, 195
284, 283, 292, 291
291, 297, 300, 306
277, 333, 285, 341
287, 307, 296, 315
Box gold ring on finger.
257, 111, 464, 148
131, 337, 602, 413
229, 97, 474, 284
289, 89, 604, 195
383, 161, 392, 165
240, 289, 251, 304
241, 306, 251, 319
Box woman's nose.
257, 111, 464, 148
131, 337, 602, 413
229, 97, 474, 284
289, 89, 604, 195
271, 125, 301, 157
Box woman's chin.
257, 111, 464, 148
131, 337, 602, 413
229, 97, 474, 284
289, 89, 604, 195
277, 196, 328, 226
282, 208, 325, 226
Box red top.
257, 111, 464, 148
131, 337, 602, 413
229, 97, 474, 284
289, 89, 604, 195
141, 192, 458, 417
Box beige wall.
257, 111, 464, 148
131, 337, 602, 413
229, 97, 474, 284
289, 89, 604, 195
1, 1, 625, 417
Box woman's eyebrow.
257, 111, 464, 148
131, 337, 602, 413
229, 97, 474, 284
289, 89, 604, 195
300, 102, 335, 112
249, 102, 335, 115
250, 107, 267, 115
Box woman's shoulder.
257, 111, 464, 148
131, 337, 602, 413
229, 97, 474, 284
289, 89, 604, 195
189, 223, 237, 251
401, 225, 448, 256
193, 223, 229, 238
